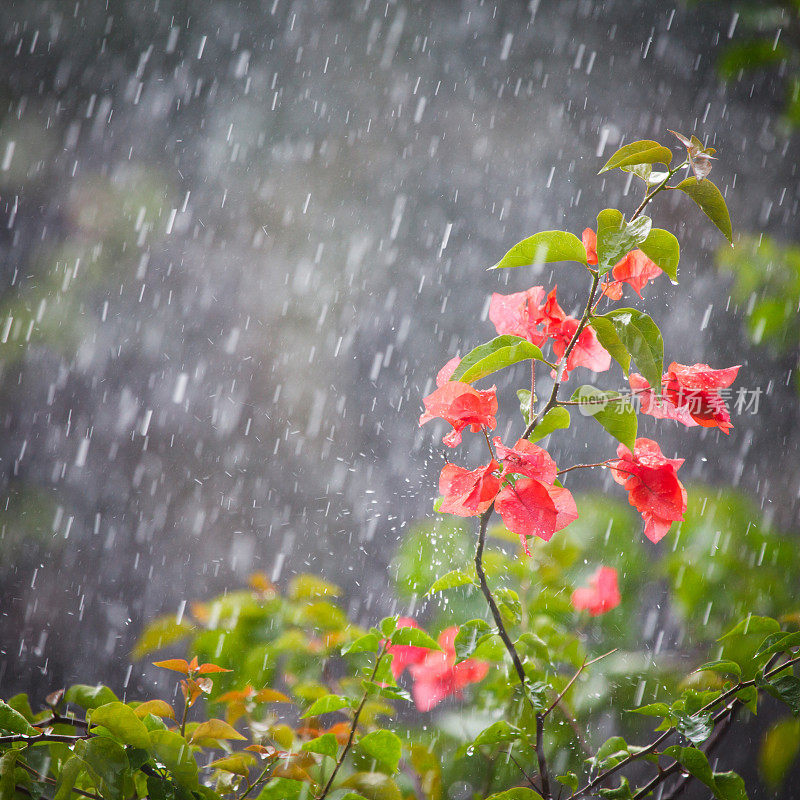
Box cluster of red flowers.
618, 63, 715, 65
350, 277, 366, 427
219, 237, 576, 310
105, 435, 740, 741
419, 224, 741, 629
386, 620, 489, 711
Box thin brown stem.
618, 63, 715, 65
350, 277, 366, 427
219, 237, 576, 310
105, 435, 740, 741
316, 640, 390, 800
557, 461, 612, 476
536, 712, 552, 799
529, 360, 536, 421
0, 732, 90, 745
523, 273, 601, 440
542, 649, 617, 718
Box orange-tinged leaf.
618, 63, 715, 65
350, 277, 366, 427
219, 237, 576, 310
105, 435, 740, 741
196, 662, 232, 675
248, 572, 275, 593
189, 718, 247, 744
208, 753, 256, 777
245, 744, 279, 759
326, 722, 352, 745
254, 688, 291, 704
190, 602, 210, 624
188, 656, 199, 673
133, 699, 176, 720
196, 677, 213, 693
272, 763, 314, 783
153, 658, 190, 675
217, 687, 254, 703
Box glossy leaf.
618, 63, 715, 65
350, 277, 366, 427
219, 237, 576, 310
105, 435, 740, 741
81, 737, 129, 800
595, 209, 652, 276
342, 633, 382, 655
599, 140, 673, 174
426, 568, 476, 596
600, 308, 664, 389
453, 619, 492, 660
53, 756, 84, 800
693, 660, 742, 681
473, 720, 523, 747
132, 699, 175, 720
301, 694, 353, 718
209, 753, 256, 777
390, 626, 441, 651
492, 230, 588, 269
571, 386, 637, 451
757, 675, 800, 716
450, 335, 543, 383
755, 631, 800, 662
589, 316, 631, 376
149, 729, 200, 789
90, 702, 152, 750
63, 684, 118, 711
302, 732, 339, 759
0, 700, 38, 735
719, 615, 780, 641
189, 718, 247, 744
528, 405, 570, 443
672, 178, 733, 244
358, 729, 403, 773
639, 227, 680, 283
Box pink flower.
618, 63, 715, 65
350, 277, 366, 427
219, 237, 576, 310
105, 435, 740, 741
408, 627, 489, 712
488, 287, 549, 346
663, 362, 740, 434
438, 461, 502, 517
492, 437, 557, 483
419, 381, 498, 447
571, 567, 621, 616
629, 373, 697, 427
610, 438, 687, 544
494, 478, 578, 553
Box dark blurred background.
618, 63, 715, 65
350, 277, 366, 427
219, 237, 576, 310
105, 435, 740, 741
0, 1, 798, 784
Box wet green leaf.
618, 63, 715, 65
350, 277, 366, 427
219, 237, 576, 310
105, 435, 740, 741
492, 230, 587, 269
451, 335, 544, 383
599, 140, 673, 174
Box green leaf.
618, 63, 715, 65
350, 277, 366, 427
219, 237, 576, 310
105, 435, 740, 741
0, 751, 19, 800
638, 228, 680, 283
289, 573, 341, 599
693, 660, 742, 681
357, 730, 403, 773
755, 631, 800, 662
493, 230, 587, 269
302, 694, 353, 718
759, 718, 800, 789
664, 746, 716, 790
64, 684, 119, 711
379, 617, 398, 637
453, 619, 492, 660
361, 680, 411, 702
426, 569, 476, 596
598, 777, 633, 800
589, 316, 631, 377
53, 756, 84, 800
557, 773, 578, 792
148, 729, 199, 789
599, 140, 673, 174
390, 627, 441, 651
517, 389, 533, 427
675, 711, 714, 745
90, 702, 152, 750
527, 406, 570, 443
450, 335, 543, 383
571, 386, 637, 451
342, 633, 382, 655
629, 702, 671, 718
0, 700, 38, 735
82, 737, 129, 800
719, 615, 780, 641
712, 771, 748, 800
342, 772, 403, 800
595, 209, 652, 276
485, 790, 544, 800
672, 178, 733, 244
302, 732, 339, 759
600, 308, 664, 389
758, 675, 800, 716
473, 720, 523, 747
494, 587, 521, 626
